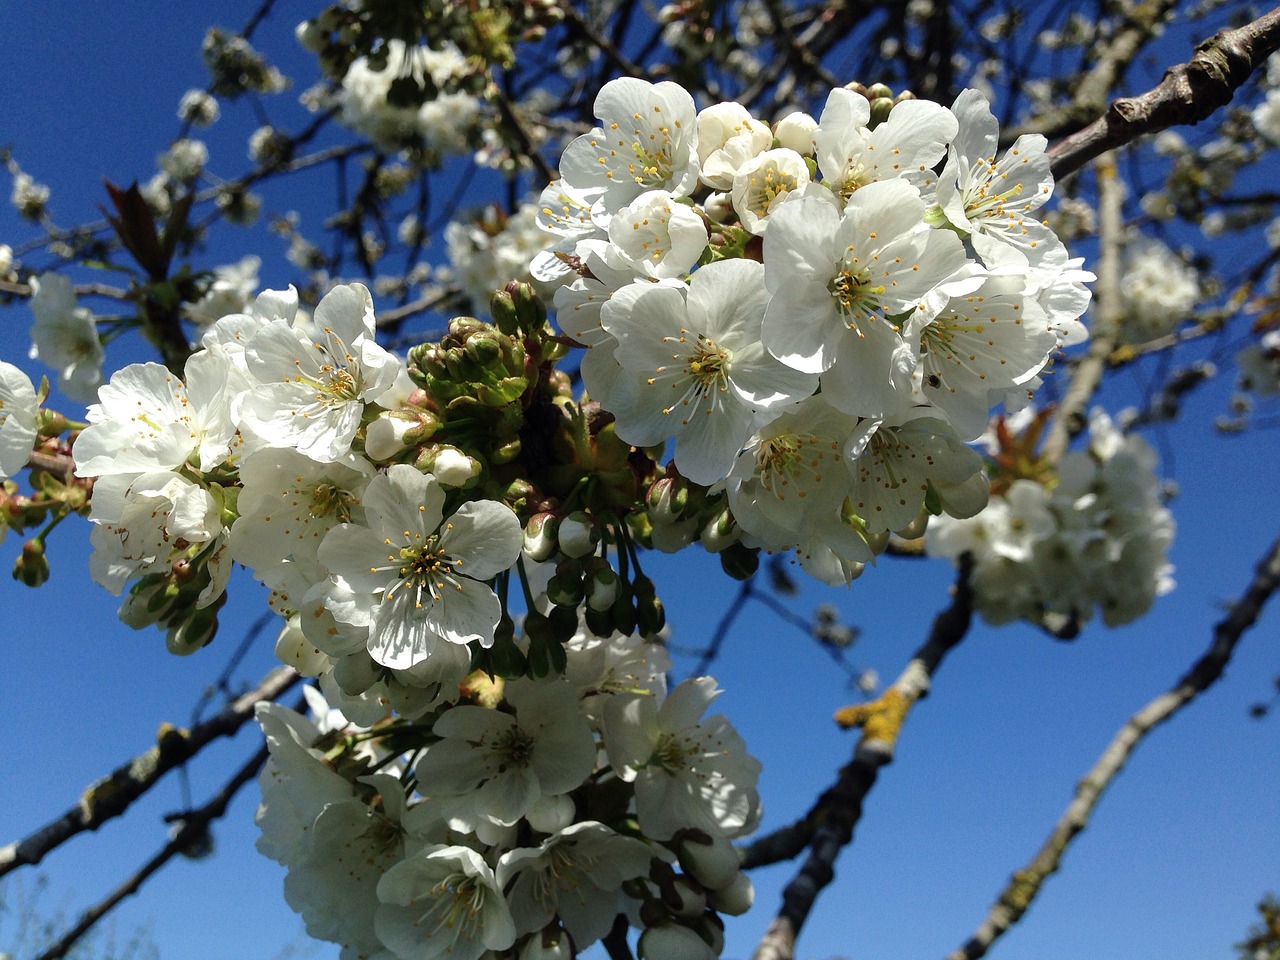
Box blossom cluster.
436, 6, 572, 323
322, 38, 481, 156
257, 640, 759, 960
925, 410, 1175, 629
533, 79, 1092, 584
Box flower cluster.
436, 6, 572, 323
256, 638, 759, 960
327, 39, 481, 156
926, 410, 1175, 629
536, 79, 1092, 584
1117, 236, 1199, 344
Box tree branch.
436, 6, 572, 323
0, 665, 298, 878
750, 558, 974, 960
1041, 153, 1123, 465
946, 531, 1280, 960
32, 743, 271, 960
1048, 7, 1280, 181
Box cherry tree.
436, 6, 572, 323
1, 2, 1279, 960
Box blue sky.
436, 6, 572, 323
1, 4, 1278, 960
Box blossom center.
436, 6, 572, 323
829, 260, 885, 334
309, 481, 358, 521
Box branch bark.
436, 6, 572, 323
1048, 7, 1280, 181
750, 559, 974, 960
946, 531, 1280, 960
0, 665, 299, 878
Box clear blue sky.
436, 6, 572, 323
1, 4, 1278, 960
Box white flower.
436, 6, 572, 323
773, 111, 818, 154
415, 679, 596, 826
696, 101, 773, 190
0, 360, 38, 479
178, 89, 219, 126
86, 470, 230, 607
238, 282, 403, 462
497, 821, 653, 945
813, 87, 957, 201
845, 416, 985, 533
230, 448, 373, 571
73, 351, 238, 478
908, 272, 1058, 440
936, 89, 1057, 267
159, 138, 208, 181
558, 77, 700, 217
729, 147, 810, 234
28, 272, 104, 404
606, 189, 708, 278
375, 845, 517, 960
761, 185, 971, 417
317, 464, 523, 670
603, 677, 761, 840
601, 258, 818, 485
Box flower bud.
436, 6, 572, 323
294, 18, 327, 52
676, 830, 740, 890
166, 605, 219, 655
584, 557, 619, 612
662, 875, 707, 919
773, 111, 817, 154
699, 503, 739, 553
364, 411, 416, 461
523, 512, 560, 562
519, 927, 573, 960
647, 475, 689, 520
706, 870, 754, 916
526, 793, 575, 834
558, 511, 598, 558
637, 923, 716, 960
11, 538, 49, 587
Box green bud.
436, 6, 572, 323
584, 557, 619, 612
12, 538, 49, 587
523, 512, 560, 562
584, 603, 615, 638
869, 97, 895, 129
490, 289, 520, 335
612, 588, 636, 636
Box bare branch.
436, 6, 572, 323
32, 743, 270, 960
1048, 8, 1280, 181
947, 531, 1280, 960
750, 559, 974, 960
1041, 153, 1123, 465
0, 665, 299, 878
1004, 0, 1178, 144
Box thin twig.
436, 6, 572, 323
1048, 8, 1280, 181
1041, 153, 1123, 465
0, 666, 298, 878
750, 558, 974, 960
947, 531, 1280, 960
32, 744, 271, 960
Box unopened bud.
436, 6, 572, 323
365, 411, 417, 461
699, 503, 739, 553
12, 538, 49, 587
662, 875, 707, 919
584, 557, 619, 612
558, 511, 598, 558
675, 830, 740, 890
166, 606, 219, 655
523, 512, 560, 562
718, 542, 759, 580
707, 871, 754, 916
519, 927, 573, 960
774, 111, 817, 154
637, 923, 716, 960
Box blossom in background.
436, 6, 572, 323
182, 255, 261, 325
28, 272, 104, 404
1117, 236, 1199, 343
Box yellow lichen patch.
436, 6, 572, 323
833, 687, 911, 745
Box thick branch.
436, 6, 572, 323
33, 744, 270, 960
750, 559, 974, 960
947, 532, 1280, 960
1004, 0, 1177, 144
1048, 8, 1280, 181
0, 665, 298, 878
